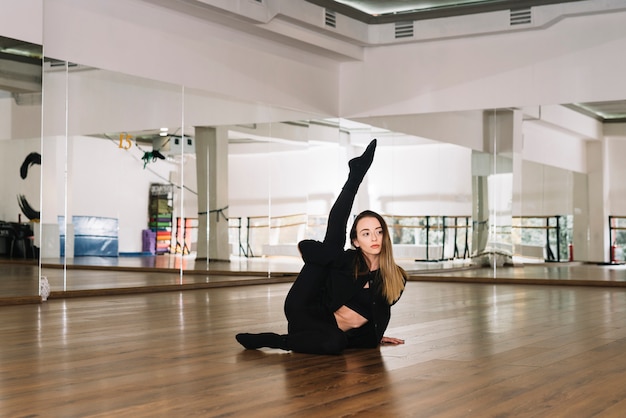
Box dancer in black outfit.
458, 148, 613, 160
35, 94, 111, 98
236, 139, 407, 354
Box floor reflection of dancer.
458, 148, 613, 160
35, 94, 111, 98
236, 139, 407, 354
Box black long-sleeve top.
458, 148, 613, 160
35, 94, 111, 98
298, 240, 404, 348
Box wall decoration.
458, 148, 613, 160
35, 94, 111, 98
17, 152, 41, 221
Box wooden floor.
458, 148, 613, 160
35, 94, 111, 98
3, 277, 626, 416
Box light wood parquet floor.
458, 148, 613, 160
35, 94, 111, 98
3, 279, 626, 417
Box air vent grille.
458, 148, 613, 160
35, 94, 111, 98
395, 21, 414, 39
325, 9, 336, 28
510, 7, 532, 25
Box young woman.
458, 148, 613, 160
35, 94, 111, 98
236, 139, 407, 354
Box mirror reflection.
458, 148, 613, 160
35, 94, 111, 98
515, 160, 574, 263
0, 35, 41, 299
3, 49, 617, 299
40, 61, 188, 291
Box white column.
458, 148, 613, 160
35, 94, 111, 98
195, 126, 230, 261
572, 171, 590, 261
586, 140, 607, 262
470, 109, 521, 266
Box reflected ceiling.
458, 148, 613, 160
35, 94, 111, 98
0, 36, 41, 59
568, 101, 626, 123
0, 37, 42, 95
305, 0, 586, 23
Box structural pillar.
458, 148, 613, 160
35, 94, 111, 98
572, 171, 590, 261
585, 140, 606, 262
470, 109, 521, 267
195, 126, 230, 261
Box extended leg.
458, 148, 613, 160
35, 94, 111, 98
235, 324, 346, 355
323, 139, 377, 249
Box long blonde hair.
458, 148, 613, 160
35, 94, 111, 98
350, 211, 407, 304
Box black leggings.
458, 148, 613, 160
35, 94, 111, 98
283, 181, 358, 355
282, 140, 376, 354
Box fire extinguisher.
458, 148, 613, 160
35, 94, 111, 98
568, 243, 574, 262
611, 245, 617, 263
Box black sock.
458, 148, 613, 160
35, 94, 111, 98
236, 333, 289, 350
345, 139, 377, 191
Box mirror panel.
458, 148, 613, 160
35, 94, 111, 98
342, 115, 477, 272
31, 63, 602, 294
376, 132, 473, 271
470, 110, 515, 269
265, 122, 309, 277
41, 61, 186, 291
35, 77, 592, 295
515, 160, 574, 263
0, 36, 42, 300
226, 120, 315, 276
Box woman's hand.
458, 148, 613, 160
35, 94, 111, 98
380, 336, 405, 345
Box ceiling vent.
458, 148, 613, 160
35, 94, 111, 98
325, 9, 336, 28
510, 7, 532, 25
394, 21, 414, 39
12, 92, 42, 106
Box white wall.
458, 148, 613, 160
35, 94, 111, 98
0, 97, 41, 141
43, 135, 178, 254
518, 161, 573, 216
229, 143, 344, 219
340, 9, 626, 118
229, 141, 473, 221
522, 122, 588, 173
0, 0, 42, 45
369, 143, 472, 216
0, 98, 11, 140
41, 0, 340, 119
352, 111, 486, 152
606, 126, 626, 215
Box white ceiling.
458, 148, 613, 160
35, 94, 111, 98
1, 1, 625, 122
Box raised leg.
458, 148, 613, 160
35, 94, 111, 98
322, 139, 377, 249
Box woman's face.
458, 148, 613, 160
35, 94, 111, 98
352, 216, 383, 258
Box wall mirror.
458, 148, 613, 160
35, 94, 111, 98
3, 47, 599, 298
26, 52, 594, 296
348, 108, 586, 273
40, 60, 186, 292
0, 35, 42, 300
39, 60, 342, 292
4, 55, 602, 298
2, 2, 624, 302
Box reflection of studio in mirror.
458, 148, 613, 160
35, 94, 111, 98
0, 35, 42, 300
4, 0, 626, 300
348, 105, 616, 272
34, 81, 626, 295
39, 61, 192, 291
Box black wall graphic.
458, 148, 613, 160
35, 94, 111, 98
18, 152, 41, 220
